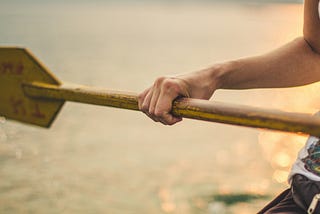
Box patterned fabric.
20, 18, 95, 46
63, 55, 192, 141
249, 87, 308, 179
289, 111, 320, 182
302, 139, 320, 177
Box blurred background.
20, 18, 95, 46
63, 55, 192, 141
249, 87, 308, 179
1, 0, 319, 213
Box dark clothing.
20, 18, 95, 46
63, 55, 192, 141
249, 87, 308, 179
258, 174, 320, 214
257, 188, 305, 214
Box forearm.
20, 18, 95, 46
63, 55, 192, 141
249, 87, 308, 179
215, 37, 320, 90
139, 1, 320, 125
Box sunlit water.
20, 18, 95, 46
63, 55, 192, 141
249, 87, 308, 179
1, 1, 319, 213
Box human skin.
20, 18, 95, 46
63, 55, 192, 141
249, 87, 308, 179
138, 0, 320, 125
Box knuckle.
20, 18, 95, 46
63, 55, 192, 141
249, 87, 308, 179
171, 84, 181, 94
154, 76, 166, 86
154, 77, 181, 95
162, 79, 180, 94
162, 79, 173, 89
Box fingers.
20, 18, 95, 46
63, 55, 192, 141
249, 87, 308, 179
139, 87, 159, 122
138, 87, 149, 110
138, 77, 185, 125
149, 83, 161, 116
158, 112, 182, 125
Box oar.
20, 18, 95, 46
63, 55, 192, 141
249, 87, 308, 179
1, 47, 320, 136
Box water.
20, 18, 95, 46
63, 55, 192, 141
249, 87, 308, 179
0, 1, 319, 213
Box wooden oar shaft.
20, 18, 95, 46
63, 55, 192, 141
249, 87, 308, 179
23, 81, 320, 136
23, 81, 139, 110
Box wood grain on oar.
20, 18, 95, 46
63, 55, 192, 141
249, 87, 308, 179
1, 47, 320, 136
23, 81, 320, 136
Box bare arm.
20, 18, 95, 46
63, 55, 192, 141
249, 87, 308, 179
304, 0, 320, 53
219, 37, 320, 89
138, 2, 320, 125
217, 0, 320, 89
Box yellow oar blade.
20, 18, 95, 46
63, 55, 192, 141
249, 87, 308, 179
0, 47, 64, 127
1, 47, 320, 136
22, 81, 320, 136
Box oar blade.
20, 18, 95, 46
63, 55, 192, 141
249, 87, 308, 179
0, 47, 64, 127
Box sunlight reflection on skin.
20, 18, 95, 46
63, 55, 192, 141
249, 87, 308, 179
0, 2, 316, 214
252, 4, 320, 187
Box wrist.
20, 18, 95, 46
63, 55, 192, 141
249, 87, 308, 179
175, 61, 237, 100
206, 60, 236, 91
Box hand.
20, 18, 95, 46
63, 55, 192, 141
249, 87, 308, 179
138, 77, 189, 125
138, 68, 220, 125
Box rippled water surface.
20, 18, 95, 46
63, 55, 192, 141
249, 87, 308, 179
0, 1, 319, 213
